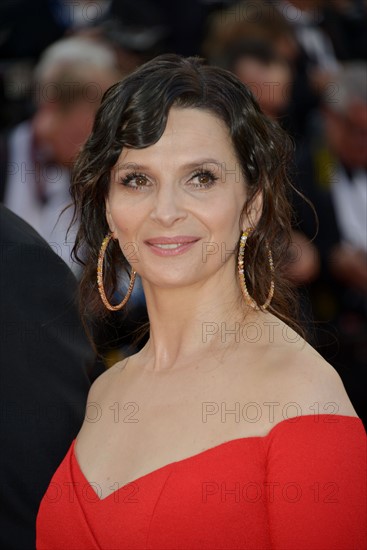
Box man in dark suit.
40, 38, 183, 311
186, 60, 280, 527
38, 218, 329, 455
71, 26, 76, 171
0, 204, 104, 549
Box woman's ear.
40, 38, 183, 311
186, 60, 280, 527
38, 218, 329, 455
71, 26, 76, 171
242, 191, 263, 231
105, 198, 116, 236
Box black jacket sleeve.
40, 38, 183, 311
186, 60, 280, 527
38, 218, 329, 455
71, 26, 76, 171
0, 206, 104, 550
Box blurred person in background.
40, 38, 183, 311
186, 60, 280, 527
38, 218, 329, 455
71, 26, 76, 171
276, 0, 340, 81
202, 0, 320, 142
293, 62, 367, 427
1, 35, 121, 274
202, 0, 367, 141
276, 0, 367, 76
202, 1, 298, 75
320, 0, 367, 62
0, 1, 115, 127
0, 204, 104, 550
211, 14, 366, 421
222, 38, 293, 120
1, 34, 148, 362
221, 37, 320, 289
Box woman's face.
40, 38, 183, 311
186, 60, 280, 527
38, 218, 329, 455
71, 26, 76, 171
106, 107, 254, 289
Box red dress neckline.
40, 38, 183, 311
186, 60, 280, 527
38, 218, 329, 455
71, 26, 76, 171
71, 413, 363, 503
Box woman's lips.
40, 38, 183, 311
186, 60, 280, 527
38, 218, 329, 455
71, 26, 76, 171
144, 236, 200, 256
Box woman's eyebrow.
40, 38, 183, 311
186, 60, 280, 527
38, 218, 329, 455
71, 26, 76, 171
179, 158, 223, 170
114, 162, 148, 172
115, 158, 223, 172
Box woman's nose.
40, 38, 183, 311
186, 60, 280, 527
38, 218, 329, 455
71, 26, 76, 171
149, 184, 188, 226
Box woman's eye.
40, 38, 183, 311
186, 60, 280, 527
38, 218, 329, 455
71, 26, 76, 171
191, 170, 218, 188
121, 172, 150, 189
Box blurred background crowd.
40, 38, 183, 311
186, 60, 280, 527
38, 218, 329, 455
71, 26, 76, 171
1, 0, 366, 417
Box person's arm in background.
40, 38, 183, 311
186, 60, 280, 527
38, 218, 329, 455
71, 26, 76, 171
0, 206, 105, 550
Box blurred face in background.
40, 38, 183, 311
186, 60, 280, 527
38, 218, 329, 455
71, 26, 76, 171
32, 68, 119, 167
324, 101, 367, 169
233, 55, 292, 119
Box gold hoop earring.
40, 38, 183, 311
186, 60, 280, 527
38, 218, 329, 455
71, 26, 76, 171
237, 228, 274, 310
97, 233, 137, 311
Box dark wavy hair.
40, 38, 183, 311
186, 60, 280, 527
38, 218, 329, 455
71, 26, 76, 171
70, 53, 301, 334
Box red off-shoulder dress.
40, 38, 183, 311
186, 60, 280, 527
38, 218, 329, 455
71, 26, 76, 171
36, 415, 366, 549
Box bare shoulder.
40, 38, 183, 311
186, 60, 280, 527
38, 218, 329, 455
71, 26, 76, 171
260, 314, 358, 419
75, 357, 130, 446
289, 345, 357, 417
86, 357, 129, 404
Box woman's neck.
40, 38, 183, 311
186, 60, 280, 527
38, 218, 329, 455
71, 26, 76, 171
137, 276, 255, 373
